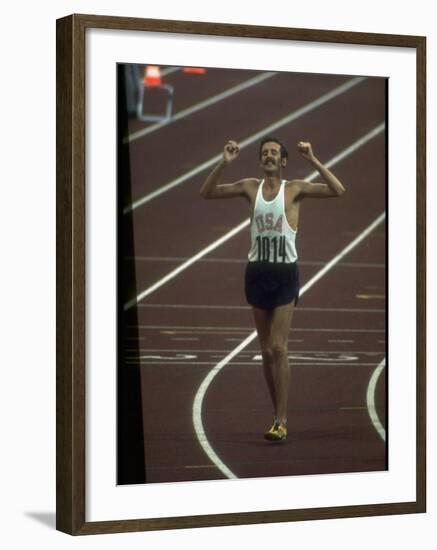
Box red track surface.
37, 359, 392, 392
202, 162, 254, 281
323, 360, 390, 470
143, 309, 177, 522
123, 66, 387, 483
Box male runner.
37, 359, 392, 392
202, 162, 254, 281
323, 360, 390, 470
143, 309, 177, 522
200, 137, 345, 441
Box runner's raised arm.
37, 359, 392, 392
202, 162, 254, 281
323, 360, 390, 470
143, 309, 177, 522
200, 140, 254, 200
292, 141, 346, 198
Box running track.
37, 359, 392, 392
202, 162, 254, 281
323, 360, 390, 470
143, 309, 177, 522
122, 66, 387, 483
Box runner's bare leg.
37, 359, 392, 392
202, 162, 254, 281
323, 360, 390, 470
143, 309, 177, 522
269, 302, 295, 425
252, 307, 276, 416
252, 302, 295, 424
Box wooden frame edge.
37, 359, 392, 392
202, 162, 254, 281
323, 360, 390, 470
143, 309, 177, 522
56, 14, 86, 535
56, 14, 74, 535
73, 12, 425, 47
72, 501, 424, 536
415, 35, 426, 513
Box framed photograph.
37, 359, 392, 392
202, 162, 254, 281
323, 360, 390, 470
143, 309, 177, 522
56, 14, 426, 535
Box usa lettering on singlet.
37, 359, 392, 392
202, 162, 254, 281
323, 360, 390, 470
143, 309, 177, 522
248, 179, 298, 263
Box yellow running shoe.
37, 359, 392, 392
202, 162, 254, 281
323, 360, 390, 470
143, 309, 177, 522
264, 423, 287, 442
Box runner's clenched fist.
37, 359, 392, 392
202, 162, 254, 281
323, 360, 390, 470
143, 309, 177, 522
297, 141, 315, 160
223, 140, 240, 164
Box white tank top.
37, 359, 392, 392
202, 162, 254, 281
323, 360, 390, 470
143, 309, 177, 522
248, 179, 298, 263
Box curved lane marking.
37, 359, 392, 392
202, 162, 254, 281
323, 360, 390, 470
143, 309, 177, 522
193, 213, 386, 478
192, 333, 256, 479
366, 358, 386, 441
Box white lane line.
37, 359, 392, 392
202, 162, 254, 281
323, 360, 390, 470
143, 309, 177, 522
304, 307, 384, 313
124, 76, 366, 213
126, 352, 385, 356
123, 219, 249, 310
140, 324, 250, 329
128, 256, 385, 268
134, 325, 385, 333
138, 303, 252, 310
127, 361, 383, 367
192, 212, 385, 478
128, 256, 247, 262
126, 72, 276, 143
128, 256, 385, 269
299, 214, 385, 295
124, 122, 385, 310
192, 334, 256, 479
366, 358, 386, 441
302, 123, 385, 183
136, 303, 385, 313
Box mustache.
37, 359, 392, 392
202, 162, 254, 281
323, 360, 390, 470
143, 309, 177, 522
264, 158, 276, 164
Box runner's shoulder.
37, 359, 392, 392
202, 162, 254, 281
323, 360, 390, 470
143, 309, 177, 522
284, 178, 304, 189
241, 177, 261, 188
241, 178, 262, 196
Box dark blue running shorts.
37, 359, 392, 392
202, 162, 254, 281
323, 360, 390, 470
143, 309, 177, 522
245, 261, 300, 310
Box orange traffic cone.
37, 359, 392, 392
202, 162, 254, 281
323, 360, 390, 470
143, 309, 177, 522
143, 65, 161, 86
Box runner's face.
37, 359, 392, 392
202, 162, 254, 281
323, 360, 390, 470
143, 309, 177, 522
260, 142, 286, 173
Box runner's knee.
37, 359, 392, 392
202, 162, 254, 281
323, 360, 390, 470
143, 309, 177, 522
271, 341, 288, 360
